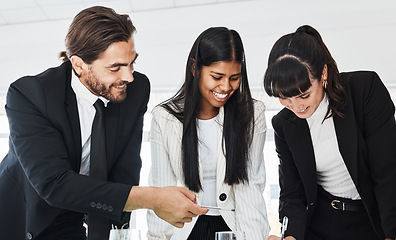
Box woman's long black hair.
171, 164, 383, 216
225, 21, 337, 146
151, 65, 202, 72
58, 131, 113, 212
161, 27, 254, 192
264, 25, 346, 120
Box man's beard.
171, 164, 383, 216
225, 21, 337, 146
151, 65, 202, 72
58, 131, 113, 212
85, 70, 128, 103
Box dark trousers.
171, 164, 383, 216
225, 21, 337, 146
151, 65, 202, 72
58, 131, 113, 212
35, 211, 87, 240
187, 215, 231, 240
306, 187, 380, 240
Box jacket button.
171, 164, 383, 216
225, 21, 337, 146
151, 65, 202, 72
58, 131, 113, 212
96, 203, 102, 209
26, 232, 33, 239
108, 206, 113, 212
219, 193, 227, 201
90, 201, 96, 208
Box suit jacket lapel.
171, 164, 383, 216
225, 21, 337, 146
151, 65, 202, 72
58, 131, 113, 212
64, 71, 82, 171
333, 91, 358, 182
283, 115, 317, 199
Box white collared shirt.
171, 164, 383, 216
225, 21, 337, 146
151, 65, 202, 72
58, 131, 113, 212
306, 95, 360, 199
71, 72, 109, 176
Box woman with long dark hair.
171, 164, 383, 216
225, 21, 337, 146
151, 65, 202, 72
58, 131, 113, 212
265, 25, 396, 240
147, 27, 270, 240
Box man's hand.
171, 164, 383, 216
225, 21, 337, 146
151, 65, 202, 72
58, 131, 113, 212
150, 186, 208, 228
124, 186, 208, 228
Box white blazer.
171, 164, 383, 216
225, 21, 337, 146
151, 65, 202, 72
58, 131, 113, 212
147, 100, 270, 240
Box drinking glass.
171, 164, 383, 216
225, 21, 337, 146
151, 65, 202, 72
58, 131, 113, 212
215, 231, 246, 240
108, 229, 141, 240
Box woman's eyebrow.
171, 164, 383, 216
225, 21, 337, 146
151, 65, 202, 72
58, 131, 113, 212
210, 71, 224, 75
296, 91, 310, 97
210, 71, 241, 76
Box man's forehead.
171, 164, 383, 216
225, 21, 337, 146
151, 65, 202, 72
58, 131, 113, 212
94, 39, 136, 62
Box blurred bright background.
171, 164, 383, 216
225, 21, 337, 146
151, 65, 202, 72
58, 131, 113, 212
1, 0, 395, 238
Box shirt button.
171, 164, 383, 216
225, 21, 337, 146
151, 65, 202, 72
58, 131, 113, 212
26, 232, 33, 239
219, 193, 227, 201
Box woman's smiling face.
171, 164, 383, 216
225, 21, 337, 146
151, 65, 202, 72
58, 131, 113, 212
279, 78, 325, 119
197, 61, 241, 119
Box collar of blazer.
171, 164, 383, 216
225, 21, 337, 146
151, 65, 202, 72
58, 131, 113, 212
333, 85, 359, 182
63, 61, 83, 170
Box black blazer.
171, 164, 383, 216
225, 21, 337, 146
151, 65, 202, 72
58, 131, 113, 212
0, 61, 150, 239
272, 71, 396, 239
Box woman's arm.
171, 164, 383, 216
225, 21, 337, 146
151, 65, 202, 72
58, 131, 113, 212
358, 72, 396, 238
272, 111, 309, 240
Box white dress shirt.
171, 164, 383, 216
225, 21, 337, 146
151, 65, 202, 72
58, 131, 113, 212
71, 73, 109, 176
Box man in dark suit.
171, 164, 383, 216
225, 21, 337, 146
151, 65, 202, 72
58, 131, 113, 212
0, 6, 207, 240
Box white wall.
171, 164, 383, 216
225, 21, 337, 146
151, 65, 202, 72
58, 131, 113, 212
1, 0, 395, 96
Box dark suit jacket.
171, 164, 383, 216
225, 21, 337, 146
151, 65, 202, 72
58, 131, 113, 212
272, 71, 396, 240
0, 61, 150, 239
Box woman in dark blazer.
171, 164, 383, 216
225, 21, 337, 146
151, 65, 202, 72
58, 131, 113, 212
264, 25, 396, 240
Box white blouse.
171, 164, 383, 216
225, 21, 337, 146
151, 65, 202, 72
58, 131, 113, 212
197, 116, 220, 215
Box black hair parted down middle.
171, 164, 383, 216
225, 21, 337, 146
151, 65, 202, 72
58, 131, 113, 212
161, 27, 255, 192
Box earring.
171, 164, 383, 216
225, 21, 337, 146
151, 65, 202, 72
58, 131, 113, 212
323, 79, 327, 89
